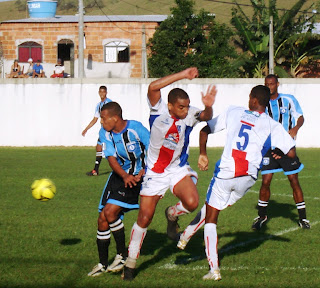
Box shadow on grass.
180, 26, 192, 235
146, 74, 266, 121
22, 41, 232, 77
136, 229, 180, 276
60, 238, 82, 245
254, 199, 298, 225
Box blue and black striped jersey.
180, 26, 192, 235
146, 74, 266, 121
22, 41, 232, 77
266, 93, 303, 132
99, 120, 150, 175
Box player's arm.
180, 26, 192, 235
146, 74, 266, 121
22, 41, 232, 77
198, 125, 211, 171
148, 67, 199, 107
82, 117, 98, 136
107, 156, 138, 188
289, 115, 304, 138
198, 85, 217, 121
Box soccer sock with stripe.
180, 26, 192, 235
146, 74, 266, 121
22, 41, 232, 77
204, 223, 219, 272
96, 229, 111, 267
109, 218, 126, 257
127, 222, 147, 261
258, 200, 268, 218
94, 152, 103, 172
168, 201, 190, 218
180, 204, 206, 242
296, 201, 307, 220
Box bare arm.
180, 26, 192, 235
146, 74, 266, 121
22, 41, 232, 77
289, 115, 304, 138
107, 156, 138, 188
198, 125, 211, 171
82, 117, 98, 136
147, 67, 199, 107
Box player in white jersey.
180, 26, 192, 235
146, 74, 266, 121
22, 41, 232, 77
122, 67, 217, 281
82, 86, 112, 176
197, 85, 296, 281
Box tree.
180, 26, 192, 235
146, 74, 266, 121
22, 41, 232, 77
231, 0, 320, 77
147, 0, 239, 78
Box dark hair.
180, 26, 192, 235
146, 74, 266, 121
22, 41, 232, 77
250, 85, 270, 107
99, 85, 107, 92
168, 88, 189, 104
265, 74, 278, 83
101, 102, 122, 118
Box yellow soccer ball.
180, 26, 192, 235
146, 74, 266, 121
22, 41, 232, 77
31, 178, 56, 201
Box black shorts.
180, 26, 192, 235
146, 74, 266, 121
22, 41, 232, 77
98, 172, 141, 212
261, 148, 304, 176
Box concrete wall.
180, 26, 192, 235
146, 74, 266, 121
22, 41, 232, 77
0, 78, 319, 147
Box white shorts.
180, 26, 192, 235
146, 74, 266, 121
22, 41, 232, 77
206, 176, 256, 211
140, 165, 198, 198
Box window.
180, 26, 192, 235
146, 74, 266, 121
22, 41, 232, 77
104, 41, 129, 63
18, 42, 42, 63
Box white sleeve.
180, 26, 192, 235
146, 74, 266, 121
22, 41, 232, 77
270, 121, 295, 154
207, 108, 229, 134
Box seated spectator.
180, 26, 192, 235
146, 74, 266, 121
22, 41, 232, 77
50, 58, 65, 78
33, 60, 45, 78
24, 58, 34, 78
8, 60, 23, 78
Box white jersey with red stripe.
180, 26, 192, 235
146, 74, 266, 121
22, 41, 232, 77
207, 105, 295, 180
147, 98, 202, 173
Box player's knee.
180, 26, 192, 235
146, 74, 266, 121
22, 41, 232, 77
137, 213, 153, 228
183, 197, 199, 212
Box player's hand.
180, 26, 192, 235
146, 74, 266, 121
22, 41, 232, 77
123, 174, 138, 188
288, 126, 298, 139
198, 154, 209, 171
182, 67, 199, 80
271, 152, 282, 160
201, 85, 217, 108
134, 169, 145, 182
82, 130, 87, 137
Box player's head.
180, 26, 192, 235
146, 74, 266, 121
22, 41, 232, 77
167, 88, 190, 119
265, 74, 279, 96
99, 85, 107, 100
100, 102, 123, 132
249, 85, 270, 110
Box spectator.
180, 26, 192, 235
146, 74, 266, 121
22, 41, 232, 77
50, 58, 65, 78
24, 58, 34, 78
8, 60, 23, 78
33, 60, 45, 78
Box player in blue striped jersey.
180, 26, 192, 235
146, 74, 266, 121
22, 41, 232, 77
82, 85, 112, 176
252, 74, 310, 230
88, 102, 150, 277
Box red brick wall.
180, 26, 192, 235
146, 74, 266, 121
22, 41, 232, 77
0, 21, 159, 77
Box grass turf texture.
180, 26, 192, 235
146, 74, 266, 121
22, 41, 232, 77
0, 147, 319, 288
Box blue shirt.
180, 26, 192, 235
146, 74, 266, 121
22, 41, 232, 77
33, 64, 43, 74
266, 93, 303, 132
99, 120, 150, 175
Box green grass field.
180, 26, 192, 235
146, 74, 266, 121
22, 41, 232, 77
0, 147, 319, 288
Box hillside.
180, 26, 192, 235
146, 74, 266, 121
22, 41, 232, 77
0, 0, 317, 25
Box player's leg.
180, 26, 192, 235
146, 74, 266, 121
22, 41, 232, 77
104, 203, 127, 272
124, 195, 161, 281
177, 203, 206, 250
203, 203, 221, 281
88, 210, 110, 276
252, 173, 272, 230
166, 176, 199, 240
287, 173, 310, 229
87, 143, 103, 176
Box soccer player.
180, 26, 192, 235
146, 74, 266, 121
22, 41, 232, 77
122, 67, 217, 281
252, 74, 310, 230
200, 85, 296, 281
88, 102, 150, 277
82, 86, 112, 176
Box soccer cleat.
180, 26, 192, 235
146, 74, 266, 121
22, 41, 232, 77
122, 266, 135, 281
86, 169, 98, 176
107, 254, 126, 272
251, 216, 268, 230
87, 263, 107, 277
298, 219, 311, 229
165, 207, 180, 240
177, 238, 189, 250
203, 270, 222, 281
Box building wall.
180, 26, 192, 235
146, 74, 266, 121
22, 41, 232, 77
0, 78, 319, 148
0, 21, 159, 78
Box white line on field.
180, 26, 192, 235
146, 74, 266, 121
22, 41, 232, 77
158, 221, 319, 271
248, 189, 320, 200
